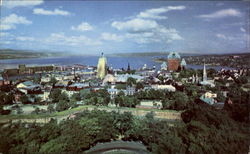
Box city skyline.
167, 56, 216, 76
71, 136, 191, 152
0, 0, 249, 54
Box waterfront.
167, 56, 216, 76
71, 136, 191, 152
0, 55, 234, 71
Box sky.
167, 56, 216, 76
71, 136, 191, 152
0, 0, 249, 55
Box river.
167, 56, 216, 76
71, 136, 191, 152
0, 55, 234, 71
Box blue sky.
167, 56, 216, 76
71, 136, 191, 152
0, 0, 249, 54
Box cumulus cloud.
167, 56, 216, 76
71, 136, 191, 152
112, 18, 158, 33
125, 26, 183, 44
216, 33, 235, 40
137, 6, 186, 20
71, 22, 94, 32
46, 33, 102, 46
33, 8, 71, 16
3, 0, 43, 8
0, 32, 10, 37
101, 33, 123, 42
240, 27, 246, 32
16, 36, 35, 41
111, 17, 182, 44
198, 9, 242, 19
1, 14, 32, 30
110, 6, 185, 44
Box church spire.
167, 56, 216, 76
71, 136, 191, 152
127, 63, 131, 71
203, 62, 207, 82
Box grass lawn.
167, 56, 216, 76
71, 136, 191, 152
0, 105, 181, 122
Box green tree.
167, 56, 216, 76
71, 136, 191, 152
47, 104, 54, 113
49, 89, 61, 103
127, 77, 136, 86
20, 95, 30, 104
50, 77, 57, 85
55, 100, 69, 112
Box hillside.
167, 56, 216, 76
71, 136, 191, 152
0, 49, 62, 60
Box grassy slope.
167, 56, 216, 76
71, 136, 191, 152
0, 105, 181, 121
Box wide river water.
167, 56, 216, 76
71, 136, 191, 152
0, 56, 233, 71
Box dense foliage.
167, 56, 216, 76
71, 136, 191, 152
0, 105, 249, 153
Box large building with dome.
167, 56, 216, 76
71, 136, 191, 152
162, 52, 186, 71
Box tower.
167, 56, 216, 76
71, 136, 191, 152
161, 62, 167, 70
127, 63, 131, 71
96, 52, 107, 79
180, 58, 187, 70
167, 52, 181, 71
203, 62, 207, 82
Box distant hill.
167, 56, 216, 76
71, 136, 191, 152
0, 49, 64, 59
110, 52, 202, 57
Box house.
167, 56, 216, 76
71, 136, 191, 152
16, 81, 42, 94
126, 86, 136, 96
115, 74, 144, 83
136, 100, 162, 109
151, 84, 176, 92
67, 82, 89, 91
204, 91, 217, 98
200, 91, 224, 108
108, 85, 119, 99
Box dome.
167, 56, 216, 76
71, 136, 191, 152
167, 52, 181, 59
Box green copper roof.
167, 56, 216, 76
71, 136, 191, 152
167, 52, 181, 59
161, 62, 167, 67
181, 58, 187, 66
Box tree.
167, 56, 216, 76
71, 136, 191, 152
47, 104, 54, 113
33, 76, 41, 84
55, 100, 69, 112
49, 89, 61, 103
136, 82, 144, 90
127, 77, 136, 86
20, 95, 30, 104
50, 77, 57, 85
71, 93, 81, 101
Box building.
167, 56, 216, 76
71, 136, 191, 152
161, 62, 167, 70
200, 63, 215, 87
166, 52, 187, 71
180, 58, 187, 70
96, 53, 107, 79
126, 85, 136, 95
167, 52, 181, 71
4, 64, 54, 77
151, 84, 176, 92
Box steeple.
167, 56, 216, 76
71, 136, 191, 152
203, 62, 207, 82
127, 63, 131, 71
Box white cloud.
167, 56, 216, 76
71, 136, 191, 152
240, 27, 246, 32
198, 9, 242, 19
1, 24, 15, 30
1, 14, 32, 30
1, 41, 12, 44
46, 33, 102, 46
137, 6, 186, 20
216, 33, 235, 40
16, 36, 35, 41
125, 26, 183, 44
101, 33, 123, 42
0, 32, 10, 37
33, 8, 71, 16
112, 18, 158, 32
71, 22, 94, 32
3, 0, 43, 8
111, 17, 182, 44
